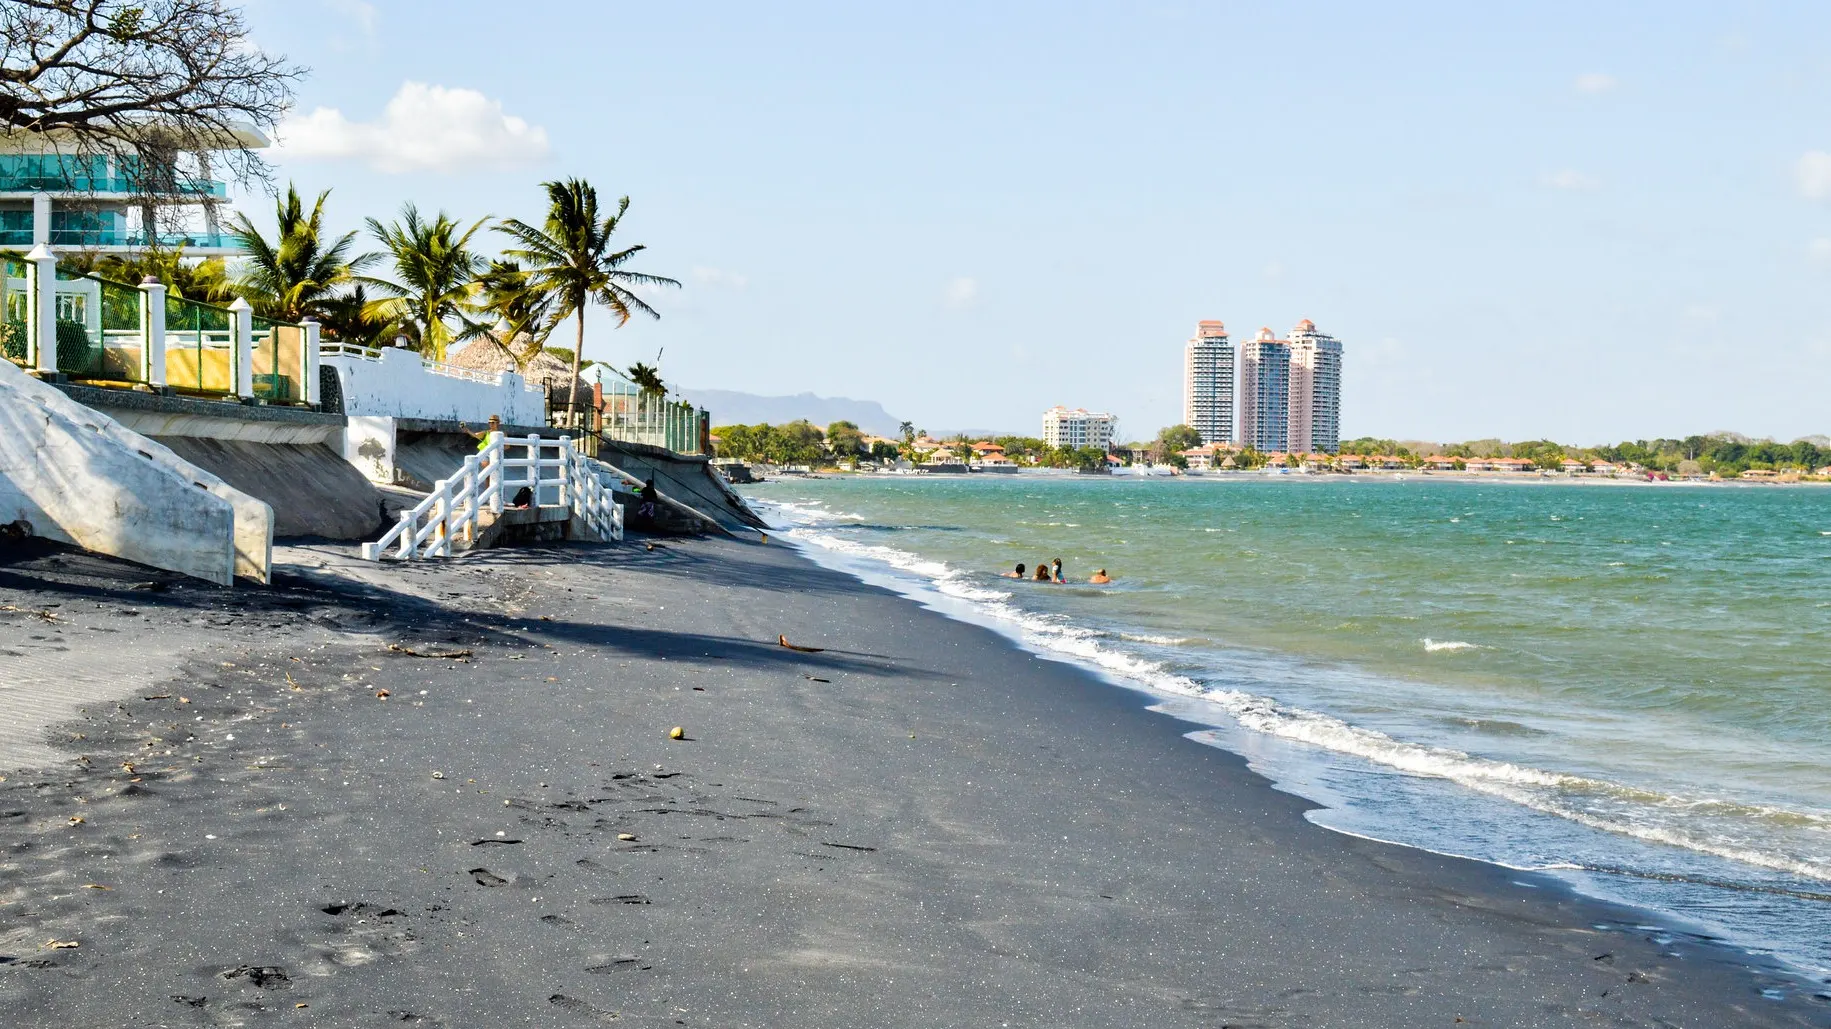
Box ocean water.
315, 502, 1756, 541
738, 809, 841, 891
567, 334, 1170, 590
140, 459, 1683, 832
742, 474, 1831, 978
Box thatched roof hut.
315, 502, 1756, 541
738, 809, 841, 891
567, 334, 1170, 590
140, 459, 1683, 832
444, 334, 588, 400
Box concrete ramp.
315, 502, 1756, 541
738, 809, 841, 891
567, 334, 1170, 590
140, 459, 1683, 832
158, 436, 382, 540
599, 440, 768, 534
0, 361, 273, 584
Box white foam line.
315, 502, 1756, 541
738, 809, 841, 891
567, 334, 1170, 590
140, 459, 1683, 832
759, 507, 1831, 884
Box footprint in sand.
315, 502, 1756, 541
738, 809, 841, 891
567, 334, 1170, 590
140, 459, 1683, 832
467, 868, 509, 887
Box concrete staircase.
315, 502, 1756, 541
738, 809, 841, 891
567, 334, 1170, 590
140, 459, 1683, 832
0, 361, 273, 584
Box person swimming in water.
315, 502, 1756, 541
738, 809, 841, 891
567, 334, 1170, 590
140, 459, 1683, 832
1051, 558, 1064, 583
1033, 563, 1053, 582
1003, 563, 1027, 579
1089, 568, 1112, 584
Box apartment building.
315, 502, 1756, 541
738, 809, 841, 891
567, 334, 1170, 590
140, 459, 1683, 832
1182, 319, 1235, 445
0, 125, 266, 255
1042, 405, 1118, 450
1287, 318, 1343, 454
1238, 327, 1290, 453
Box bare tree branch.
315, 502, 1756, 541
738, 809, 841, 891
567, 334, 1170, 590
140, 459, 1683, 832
0, 0, 302, 192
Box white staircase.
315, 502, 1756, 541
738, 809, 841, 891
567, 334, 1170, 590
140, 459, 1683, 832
361, 433, 622, 561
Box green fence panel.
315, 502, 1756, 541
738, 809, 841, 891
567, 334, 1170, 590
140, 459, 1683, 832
165, 293, 233, 394
94, 275, 145, 383
249, 317, 303, 402
0, 254, 24, 366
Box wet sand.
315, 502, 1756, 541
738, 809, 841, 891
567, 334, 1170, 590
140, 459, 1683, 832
0, 535, 1822, 1027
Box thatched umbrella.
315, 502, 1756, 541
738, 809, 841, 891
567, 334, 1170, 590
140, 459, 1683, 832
446, 333, 588, 400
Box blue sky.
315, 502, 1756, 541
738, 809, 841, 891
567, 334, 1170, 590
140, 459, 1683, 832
240, 1, 1831, 444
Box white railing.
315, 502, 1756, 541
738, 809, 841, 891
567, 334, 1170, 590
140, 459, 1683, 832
320, 342, 547, 394
423, 360, 504, 386
360, 432, 622, 561
321, 341, 385, 361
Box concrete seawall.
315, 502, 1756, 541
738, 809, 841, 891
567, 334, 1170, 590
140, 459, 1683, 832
57, 385, 384, 541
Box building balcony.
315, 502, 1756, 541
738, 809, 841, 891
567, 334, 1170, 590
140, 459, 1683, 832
0, 173, 228, 198
0, 227, 241, 251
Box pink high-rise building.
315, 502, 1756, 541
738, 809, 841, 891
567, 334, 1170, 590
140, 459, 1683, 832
1286, 318, 1343, 455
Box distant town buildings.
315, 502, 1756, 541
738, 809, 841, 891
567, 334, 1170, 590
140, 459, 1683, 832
1042, 405, 1118, 450
1183, 320, 1235, 446
1238, 327, 1290, 453
1287, 319, 1343, 455
1178, 317, 1344, 455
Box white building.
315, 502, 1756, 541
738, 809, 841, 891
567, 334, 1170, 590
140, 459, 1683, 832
0, 125, 266, 255
1042, 406, 1117, 450
1238, 328, 1289, 453
1182, 319, 1234, 445
1287, 318, 1343, 454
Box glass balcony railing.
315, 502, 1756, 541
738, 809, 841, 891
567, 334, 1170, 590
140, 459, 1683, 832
0, 173, 227, 197
0, 228, 241, 249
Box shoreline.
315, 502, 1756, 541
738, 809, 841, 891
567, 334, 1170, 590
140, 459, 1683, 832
764, 468, 1831, 488
1, 536, 1824, 1025
752, 500, 1831, 982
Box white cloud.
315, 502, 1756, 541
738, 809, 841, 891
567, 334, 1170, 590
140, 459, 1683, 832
1542, 170, 1601, 191
275, 82, 549, 174
943, 276, 978, 309
691, 266, 749, 289
1809, 237, 1831, 262
1573, 72, 1617, 93
1796, 151, 1831, 201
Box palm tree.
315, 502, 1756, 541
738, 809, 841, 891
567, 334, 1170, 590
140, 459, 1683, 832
62, 247, 235, 303
230, 184, 373, 322
359, 204, 488, 361
473, 259, 554, 367
625, 361, 666, 396
498, 179, 679, 408
314, 282, 395, 346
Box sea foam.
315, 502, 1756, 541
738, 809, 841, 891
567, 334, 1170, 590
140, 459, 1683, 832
754, 496, 1831, 886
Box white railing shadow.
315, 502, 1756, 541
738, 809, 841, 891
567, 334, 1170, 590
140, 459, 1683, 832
360, 432, 623, 561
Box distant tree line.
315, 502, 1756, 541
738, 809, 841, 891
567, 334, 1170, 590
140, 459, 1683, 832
1337, 434, 1831, 477
710, 423, 1109, 471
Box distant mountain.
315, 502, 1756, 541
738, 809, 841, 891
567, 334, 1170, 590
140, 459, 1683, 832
683, 389, 904, 437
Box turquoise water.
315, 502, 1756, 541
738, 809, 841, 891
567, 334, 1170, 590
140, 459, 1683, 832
744, 474, 1831, 975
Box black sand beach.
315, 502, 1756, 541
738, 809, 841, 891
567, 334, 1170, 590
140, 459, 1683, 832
0, 535, 1822, 1027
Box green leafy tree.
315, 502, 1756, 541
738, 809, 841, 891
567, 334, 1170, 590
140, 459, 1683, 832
768, 420, 825, 465
499, 178, 680, 409
994, 436, 1049, 465
1066, 445, 1108, 472
63, 248, 234, 303
826, 420, 867, 460
230, 184, 374, 322
360, 204, 489, 360
898, 421, 917, 445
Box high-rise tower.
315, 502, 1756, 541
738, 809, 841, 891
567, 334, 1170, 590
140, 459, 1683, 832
1238, 327, 1290, 453
1287, 318, 1343, 455
1182, 320, 1234, 445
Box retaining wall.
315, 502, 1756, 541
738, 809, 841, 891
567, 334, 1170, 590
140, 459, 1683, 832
324, 348, 546, 425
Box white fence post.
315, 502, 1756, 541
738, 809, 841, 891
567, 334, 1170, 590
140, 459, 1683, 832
459, 454, 480, 542
139, 276, 167, 387
228, 296, 253, 399
26, 242, 55, 374
300, 318, 321, 406
487, 432, 505, 513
